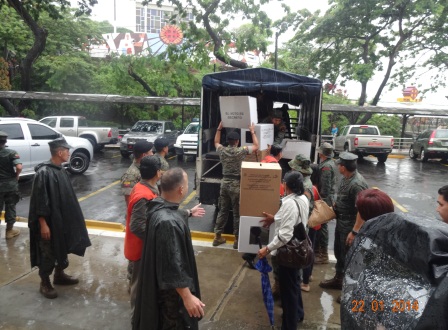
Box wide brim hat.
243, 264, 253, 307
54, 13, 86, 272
288, 154, 313, 175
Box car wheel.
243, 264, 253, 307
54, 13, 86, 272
421, 149, 429, 162
344, 144, 349, 152
68, 152, 90, 174
177, 154, 183, 161
121, 151, 130, 159
86, 138, 97, 150
377, 154, 388, 163
409, 146, 417, 159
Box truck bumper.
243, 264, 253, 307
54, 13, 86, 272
355, 148, 392, 156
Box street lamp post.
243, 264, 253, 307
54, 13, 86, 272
274, 31, 279, 70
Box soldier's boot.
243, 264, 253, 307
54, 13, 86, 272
40, 275, 58, 299
212, 234, 226, 247
319, 272, 343, 290
315, 247, 329, 264
53, 267, 79, 285
272, 279, 281, 300
233, 236, 238, 250
5, 223, 20, 239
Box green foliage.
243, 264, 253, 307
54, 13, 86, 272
368, 114, 401, 137
0, 57, 11, 91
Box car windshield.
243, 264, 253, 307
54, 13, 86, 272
184, 124, 199, 134
435, 129, 448, 138
131, 122, 162, 133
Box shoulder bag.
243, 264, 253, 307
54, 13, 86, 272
307, 189, 336, 228
275, 199, 314, 269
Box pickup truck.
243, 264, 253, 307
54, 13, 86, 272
0, 117, 93, 175
120, 120, 179, 158
334, 125, 394, 162
39, 116, 119, 151
174, 121, 199, 160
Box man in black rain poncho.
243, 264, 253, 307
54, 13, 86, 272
28, 137, 91, 299
133, 167, 204, 330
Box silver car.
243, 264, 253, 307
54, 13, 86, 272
409, 128, 448, 162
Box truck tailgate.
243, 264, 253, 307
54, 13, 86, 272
355, 135, 394, 148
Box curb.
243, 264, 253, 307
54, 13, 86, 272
190, 231, 235, 243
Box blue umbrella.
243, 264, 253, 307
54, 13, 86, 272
253, 226, 275, 328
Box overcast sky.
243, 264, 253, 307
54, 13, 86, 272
81, 0, 447, 105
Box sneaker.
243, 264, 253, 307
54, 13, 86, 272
5, 227, 20, 239
212, 236, 226, 247
301, 283, 310, 292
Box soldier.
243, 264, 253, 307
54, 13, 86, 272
0, 131, 22, 239
121, 140, 154, 206
314, 142, 337, 264
213, 121, 259, 249
153, 137, 170, 173
262, 109, 287, 144
289, 154, 314, 214
319, 152, 368, 291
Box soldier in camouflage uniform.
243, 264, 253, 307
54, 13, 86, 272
288, 154, 314, 214
319, 152, 368, 291
121, 140, 154, 206
213, 121, 259, 249
154, 137, 170, 173
0, 131, 22, 239
262, 109, 287, 145
315, 142, 337, 264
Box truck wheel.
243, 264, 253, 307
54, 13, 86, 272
68, 152, 90, 174
86, 138, 97, 150
344, 144, 349, 152
121, 151, 130, 159
177, 154, 184, 161
420, 149, 428, 162
409, 146, 417, 159
377, 154, 388, 163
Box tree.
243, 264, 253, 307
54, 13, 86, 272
290, 0, 448, 124
0, 0, 97, 116
142, 0, 273, 70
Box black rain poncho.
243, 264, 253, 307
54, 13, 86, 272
28, 162, 91, 270
133, 197, 201, 330
341, 213, 448, 330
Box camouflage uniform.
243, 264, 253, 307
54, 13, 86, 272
155, 153, 169, 172
333, 170, 368, 274
214, 145, 250, 236
121, 161, 141, 198
0, 146, 21, 226
316, 157, 337, 251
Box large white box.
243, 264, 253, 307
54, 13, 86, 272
241, 123, 274, 150
219, 96, 258, 129
281, 139, 312, 160
238, 216, 275, 253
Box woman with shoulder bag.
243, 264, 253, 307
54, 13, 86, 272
258, 171, 310, 329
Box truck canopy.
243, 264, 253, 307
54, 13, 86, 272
200, 68, 323, 155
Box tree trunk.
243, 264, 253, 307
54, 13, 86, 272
0, 98, 19, 116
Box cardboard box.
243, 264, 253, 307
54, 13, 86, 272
238, 216, 275, 253
281, 139, 312, 160
243, 149, 269, 163
241, 123, 274, 150
240, 162, 282, 217
219, 96, 258, 128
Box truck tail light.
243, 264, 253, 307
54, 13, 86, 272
391, 138, 394, 147
429, 131, 436, 145
354, 137, 358, 146
108, 129, 112, 138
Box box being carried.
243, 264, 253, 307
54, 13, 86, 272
281, 139, 312, 160
219, 96, 258, 129
240, 162, 282, 217
238, 216, 275, 253
241, 123, 274, 150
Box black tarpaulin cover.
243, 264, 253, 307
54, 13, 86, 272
341, 213, 448, 330
202, 68, 322, 106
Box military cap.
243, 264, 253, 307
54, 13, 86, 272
154, 137, 169, 151
336, 151, 358, 164
317, 142, 334, 158
227, 131, 240, 141
48, 137, 72, 150
272, 110, 283, 119
288, 154, 313, 175
133, 140, 154, 155
0, 131, 8, 140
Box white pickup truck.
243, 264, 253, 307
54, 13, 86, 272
334, 125, 394, 162
39, 116, 118, 151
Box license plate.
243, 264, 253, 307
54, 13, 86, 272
368, 142, 383, 146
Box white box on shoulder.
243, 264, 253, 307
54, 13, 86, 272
238, 216, 275, 254
241, 123, 274, 150
219, 96, 258, 129
281, 139, 312, 160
